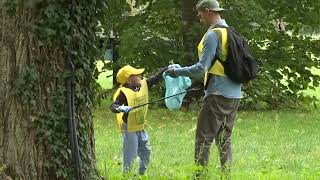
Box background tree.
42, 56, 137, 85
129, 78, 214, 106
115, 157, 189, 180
181, 0, 201, 66
0, 0, 104, 179
101, 0, 320, 109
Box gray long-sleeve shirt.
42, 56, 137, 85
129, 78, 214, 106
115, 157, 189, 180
174, 19, 241, 99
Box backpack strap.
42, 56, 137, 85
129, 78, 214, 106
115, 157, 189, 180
212, 27, 228, 61
204, 27, 228, 89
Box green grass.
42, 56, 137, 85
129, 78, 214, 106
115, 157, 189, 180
95, 64, 320, 179
94, 101, 320, 179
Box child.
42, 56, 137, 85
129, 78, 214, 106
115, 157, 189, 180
110, 65, 166, 175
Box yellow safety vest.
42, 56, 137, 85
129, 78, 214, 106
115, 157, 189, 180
198, 27, 228, 86
113, 79, 149, 132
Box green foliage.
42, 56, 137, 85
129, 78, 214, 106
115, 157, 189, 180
14, 65, 39, 109
0, 165, 6, 176
100, 0, 183, 72
220, 0, 320, 109
3, 0, 105, 178
101, 0, 320, 109
36, 83, 72, 178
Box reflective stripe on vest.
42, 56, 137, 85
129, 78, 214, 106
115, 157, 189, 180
113, 79, 149, 132
197, 28, 228, 86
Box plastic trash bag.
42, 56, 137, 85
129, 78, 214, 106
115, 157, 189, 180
163, 64, 192, 110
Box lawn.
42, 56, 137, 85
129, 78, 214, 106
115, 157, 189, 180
94, 100, 320, 179
95, 66, 320, 179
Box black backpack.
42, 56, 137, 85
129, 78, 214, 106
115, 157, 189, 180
214, 26, 259, 83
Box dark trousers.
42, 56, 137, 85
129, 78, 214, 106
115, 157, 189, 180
195, 94, 240, 173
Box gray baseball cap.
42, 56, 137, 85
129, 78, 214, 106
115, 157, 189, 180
196, 0, 226, 12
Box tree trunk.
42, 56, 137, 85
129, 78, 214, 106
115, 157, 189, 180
0, 3, 97, 180
0, 6, 48, 179
181, 0, 205, 109
181, 0, 198, 65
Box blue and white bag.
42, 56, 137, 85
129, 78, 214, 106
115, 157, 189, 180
163, 64, 192, 110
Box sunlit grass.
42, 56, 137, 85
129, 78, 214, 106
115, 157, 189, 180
94, 100, 320, 179
95, 61, 320, 179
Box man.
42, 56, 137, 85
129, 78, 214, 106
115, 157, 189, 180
165, 0, 241, 176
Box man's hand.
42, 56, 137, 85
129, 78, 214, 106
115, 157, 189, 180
164, 68, 177, 78
116, 106, 132, 113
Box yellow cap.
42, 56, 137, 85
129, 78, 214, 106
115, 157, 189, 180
116, 65, 145, 85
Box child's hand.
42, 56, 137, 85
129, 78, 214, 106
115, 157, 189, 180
116, 106, 132, 113
164, 68, 176, 78
159, 67, 168, 74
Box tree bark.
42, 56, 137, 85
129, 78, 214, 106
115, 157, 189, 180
0, 3, 96, 180
181, 0, 205, 108
0, 6, 49, 179
181, 0, 198, 65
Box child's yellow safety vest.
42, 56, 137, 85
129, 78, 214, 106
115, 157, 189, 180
198, 28, 228, 86
113, 79, 149, 132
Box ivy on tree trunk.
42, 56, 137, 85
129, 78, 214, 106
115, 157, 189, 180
0, 0, 105, 179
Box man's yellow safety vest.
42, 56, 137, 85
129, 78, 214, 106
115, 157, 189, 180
113, 79, 149, 132
198, 27, 228, 86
